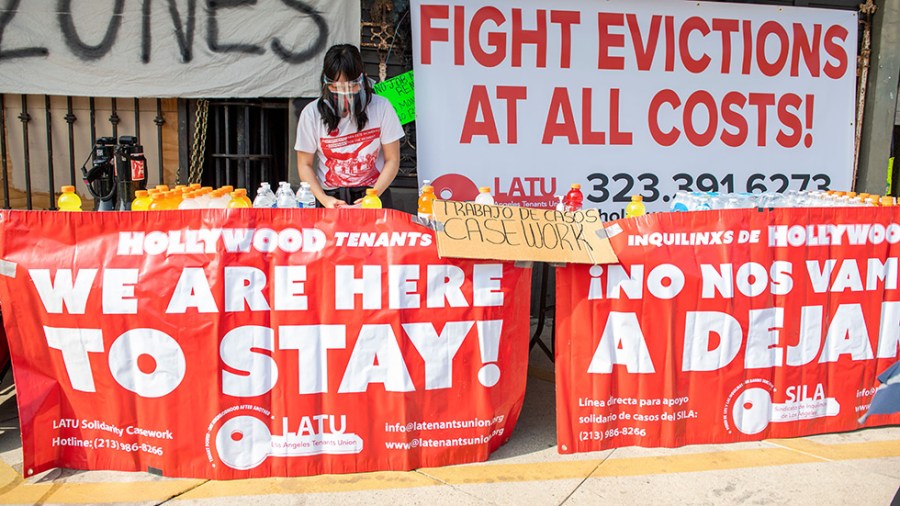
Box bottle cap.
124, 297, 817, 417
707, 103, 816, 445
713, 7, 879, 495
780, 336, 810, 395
366, 188, 378, 195
222, 185, 234, 193
479, 186, 490, 193
61, 185, 75, 193
632, 195, 643, 202
135, 190, 149, 198
152, 192, 165, 200
156, 185, 169, 191
189, 183, 201, 190
571, 184, 581, 190
230, 191, 242, 198
423, 185, 434, 192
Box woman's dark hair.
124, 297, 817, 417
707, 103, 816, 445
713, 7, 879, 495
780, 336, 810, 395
317, 44, 374, 132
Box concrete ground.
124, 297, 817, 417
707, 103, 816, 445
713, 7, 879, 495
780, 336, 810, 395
0, 328, 897, 505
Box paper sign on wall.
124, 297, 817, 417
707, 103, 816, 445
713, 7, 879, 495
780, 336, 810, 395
374, 71, 416, 124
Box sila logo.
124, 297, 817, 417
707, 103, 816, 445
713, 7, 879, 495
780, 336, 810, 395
725, 380, 840, 435
209, 408, 363, 471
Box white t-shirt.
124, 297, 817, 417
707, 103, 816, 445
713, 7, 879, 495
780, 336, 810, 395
294, 94, 404, 190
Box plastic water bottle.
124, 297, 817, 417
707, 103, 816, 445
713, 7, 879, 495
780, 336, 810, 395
418, 184, 436, 219
670, 191, 690, 212
196, 188, 213, 207
253, 183, 276, 208
227, 190, 250, 208
57, 185, 82, 211
168, 189, 183, 209
178, 192, 199, 210
564, 184, 583, 212
361, 188, 382, 209
148, 192, 168, 211
296, 182, 316, 209
625, 195, 646, 218
276, 183, 297, 208
207, 189, 229, 208
474, 186, 494, 205
131, 190, 151, 211
238, 188, 252, 207
693, 192, 712, 211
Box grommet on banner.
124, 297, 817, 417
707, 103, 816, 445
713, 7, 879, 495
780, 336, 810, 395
514, 261, 533, 268
0, 259, 17, 278
147, 466, 163, 476
594, 228, 609, 239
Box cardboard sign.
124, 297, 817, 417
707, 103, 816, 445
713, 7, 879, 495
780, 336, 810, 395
432, 200, 618, 265
374, 71, 416, 124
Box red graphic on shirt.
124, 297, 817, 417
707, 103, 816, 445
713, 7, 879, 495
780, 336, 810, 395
321, 128, 382, 187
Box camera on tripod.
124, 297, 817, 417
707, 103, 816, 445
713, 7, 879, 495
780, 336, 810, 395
81, 136, 147, 210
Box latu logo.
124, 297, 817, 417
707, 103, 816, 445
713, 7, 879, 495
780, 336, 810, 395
209, 408, 363, 471
431, 173, 479, 201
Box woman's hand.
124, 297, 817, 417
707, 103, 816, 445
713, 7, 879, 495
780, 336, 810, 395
320, 195, 346, 208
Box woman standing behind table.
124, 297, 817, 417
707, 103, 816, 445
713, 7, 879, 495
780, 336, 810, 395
295, 44, 405, 208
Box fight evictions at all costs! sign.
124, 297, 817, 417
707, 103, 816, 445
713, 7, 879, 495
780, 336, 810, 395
412, 0, 856, 215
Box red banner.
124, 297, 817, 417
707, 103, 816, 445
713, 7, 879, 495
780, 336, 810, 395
556, 207, 900, 453
0, 209, 531, 478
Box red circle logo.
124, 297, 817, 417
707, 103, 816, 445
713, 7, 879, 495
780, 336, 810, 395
431, 173, 479, 202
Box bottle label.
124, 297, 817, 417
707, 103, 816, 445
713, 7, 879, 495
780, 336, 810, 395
131, 158, 145, 181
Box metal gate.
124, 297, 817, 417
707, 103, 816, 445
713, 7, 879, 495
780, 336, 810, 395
0, 95, 173, 210
180, 98, 291, 197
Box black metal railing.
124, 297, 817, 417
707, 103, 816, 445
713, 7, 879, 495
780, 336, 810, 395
0, 94, 169, 210
202, 99, 289, 196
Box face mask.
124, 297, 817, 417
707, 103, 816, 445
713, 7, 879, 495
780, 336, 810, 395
323, 74, 369, 118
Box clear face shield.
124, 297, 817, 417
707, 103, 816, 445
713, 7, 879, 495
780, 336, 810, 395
323, 74, 369, 118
